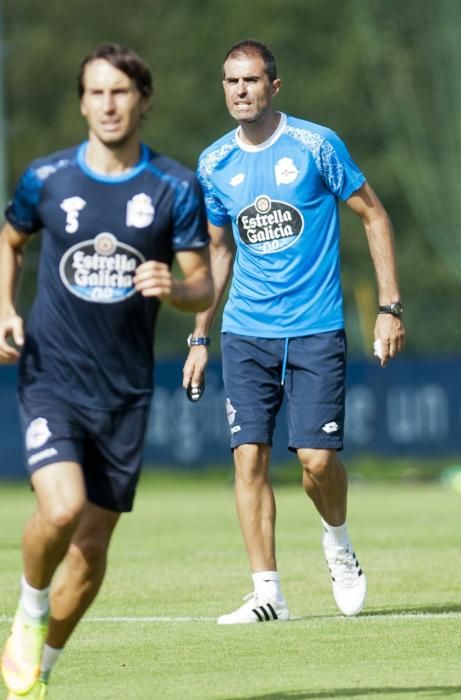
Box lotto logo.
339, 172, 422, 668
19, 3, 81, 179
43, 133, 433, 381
322, 421, 339, 434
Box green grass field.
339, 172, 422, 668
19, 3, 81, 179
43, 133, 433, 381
1, 470, 460, 699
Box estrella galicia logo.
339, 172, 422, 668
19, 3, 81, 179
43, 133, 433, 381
59, 232, 145, 303
237, 195, 304, 254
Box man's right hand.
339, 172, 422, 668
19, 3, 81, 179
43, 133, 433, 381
182, 345, 208, 398
0, 314, 24, 363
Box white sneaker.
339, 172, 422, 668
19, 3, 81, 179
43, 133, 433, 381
217, 593, 290, 625
323, 536, 367, 616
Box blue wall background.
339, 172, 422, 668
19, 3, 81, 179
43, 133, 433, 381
1, 358, 460, 478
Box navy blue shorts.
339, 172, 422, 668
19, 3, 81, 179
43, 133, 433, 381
221, 331, 346, 451
18, 391, 150, 512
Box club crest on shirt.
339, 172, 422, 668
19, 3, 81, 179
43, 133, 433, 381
236, 195, 304, 254
126, 193, 155, 228
59, 232, 145, 303
274, 157, 299, 185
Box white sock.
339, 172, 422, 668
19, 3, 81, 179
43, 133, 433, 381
41, 644, 63, 680
20, 574, 50, 619
321, 518, 350, 547
252, 571, 283, 602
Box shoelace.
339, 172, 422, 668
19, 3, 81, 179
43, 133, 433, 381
326, 547, 360, 588
241, 592, 277, 609
242, 592, 256, 605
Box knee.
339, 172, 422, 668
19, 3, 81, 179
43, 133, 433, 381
68, 536, 108, 573
234, 444, 270, 486
43, 499, 85, 533
299, 449, 337, 480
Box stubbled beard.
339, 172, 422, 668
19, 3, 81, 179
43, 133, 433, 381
231, 106, 258, 122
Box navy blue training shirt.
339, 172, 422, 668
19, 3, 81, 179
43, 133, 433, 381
6, 142, 209, 410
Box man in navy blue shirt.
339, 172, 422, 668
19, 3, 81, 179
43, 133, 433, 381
0, 43, 212, 698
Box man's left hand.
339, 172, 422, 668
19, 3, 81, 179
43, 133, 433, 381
373, 314, 406, 367
133, 260, 174, 301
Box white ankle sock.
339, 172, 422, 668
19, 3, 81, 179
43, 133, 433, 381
41, 644, 63, 679
20, 574, 50, 619
252, 571, 283, 602
321, 518, 350, 547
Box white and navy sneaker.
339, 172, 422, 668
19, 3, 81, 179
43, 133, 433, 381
217, 593, 290, 625
323, 536, 367, 616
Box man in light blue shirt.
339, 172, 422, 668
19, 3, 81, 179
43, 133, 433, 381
184, 39, 405, 624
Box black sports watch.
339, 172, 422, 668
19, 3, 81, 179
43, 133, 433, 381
187, 334, 211, 348
378, 301, 403, 317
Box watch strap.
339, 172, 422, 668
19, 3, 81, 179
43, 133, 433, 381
378, 301, 403, 316
187, 334, 211, 347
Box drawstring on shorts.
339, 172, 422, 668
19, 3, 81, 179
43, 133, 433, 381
281, 337, 289, 386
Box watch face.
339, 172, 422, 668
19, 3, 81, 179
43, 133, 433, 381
391, 302, 403, 316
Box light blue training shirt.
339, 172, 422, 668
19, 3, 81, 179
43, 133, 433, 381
197, 113, 366, 337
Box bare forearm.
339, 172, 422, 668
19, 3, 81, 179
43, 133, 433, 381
346, 183, 401, 304
365, 212, 406, 366
364, 212, 401, 304
346, 183, 405, 367
134, 248, 213, 312
0, 226, 26, 362
192, 245, 233, 335
170, 270, 214, 313
0, 233, 23, 317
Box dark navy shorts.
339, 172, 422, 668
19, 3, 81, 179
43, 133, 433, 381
18, 390, 150, 512
221, 330, 347, 451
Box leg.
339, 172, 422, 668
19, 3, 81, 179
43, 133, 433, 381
24, 462, 87, 588
298, 448, 366, 616
47, 502, 120, 649
2, 462, 86, 695
219, 335, 288, 624
298, 447, 347, 525
43, 401, 144, 646
218, 443, 289, 624
233, 443, 276, 572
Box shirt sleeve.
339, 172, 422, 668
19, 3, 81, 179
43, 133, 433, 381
196, 157, 231, 228
317, 130, 366, 201
4, 165, 44, 234
171, 174, 210, 251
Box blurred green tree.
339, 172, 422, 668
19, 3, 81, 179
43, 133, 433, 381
354, 0, 461, 353
1, 0, 459, 355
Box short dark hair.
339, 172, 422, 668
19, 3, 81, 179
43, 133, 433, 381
223, 40, 277, 82
78, 43, 153, 99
